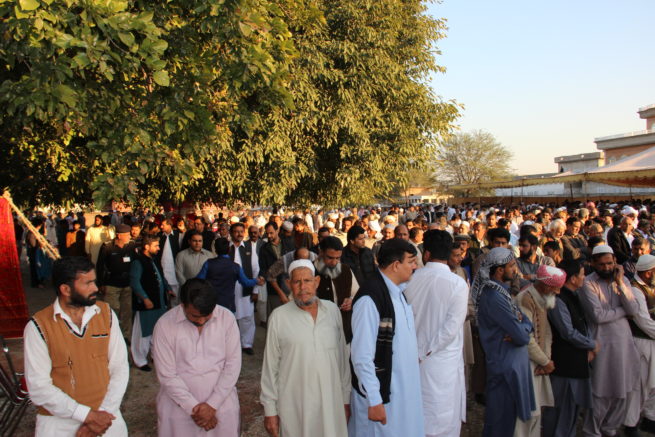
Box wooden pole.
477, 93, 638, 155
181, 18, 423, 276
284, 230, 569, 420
2, 191, 60, 260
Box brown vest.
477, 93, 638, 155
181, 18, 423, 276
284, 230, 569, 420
629, 279, 655, 340
31, 301, 112, 415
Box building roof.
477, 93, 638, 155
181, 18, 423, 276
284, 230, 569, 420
554, 152, 602, 164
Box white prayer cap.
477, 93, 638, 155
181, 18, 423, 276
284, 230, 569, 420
383, 215, 397, 224
229, 216, 240, 224
556, 206, 567, 212
522, 220, 534, 226
636, 254, 655, 272
254, 216, 267, 227
326, 221, 335, 229
281, 221, 293, 231
369, 220, 381, 232
622, 206, 638, 216
592, 244, 614, 256
328, 212, 339, 220
288, 259, 315, 276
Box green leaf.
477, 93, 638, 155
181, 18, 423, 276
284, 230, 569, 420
53, 84, 77, 107
19, 0, 39, 11
118, 32, 135, 47
153, 70, 169, 86
72, 53, 90, 68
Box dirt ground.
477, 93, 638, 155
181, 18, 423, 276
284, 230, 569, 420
10, 254, 491, 436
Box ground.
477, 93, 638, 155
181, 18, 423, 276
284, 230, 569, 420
10, 254, 488, 436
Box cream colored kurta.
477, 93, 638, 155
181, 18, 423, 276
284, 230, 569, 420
260, 300, 351, 437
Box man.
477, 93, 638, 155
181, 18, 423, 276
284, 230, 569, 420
194, 217, 215, 252
175, 230, 215, 286
516, 234, 555, 282
310, 226, 331, 254
342, 225, 376, 285
515, 265, 566, 436
153, 279, 241, 436
228, 222, 262, 354
96, 223, 136, 342
315, 236, 359, 342
543, 259, 596, 437
471, 247, 534, 436
157, 218, 181, 306
335, 216, 354, 245
349, 239, 424, 437
623, 236, 650, 281
261, 259, 351, 437
405, 230, 468, 437
259, 222, 285, 316
393, 224, 409, 241
578, 244, 640, 437
85, 215, 114, 265
371, 224, 394, 261
130, 235, 172, 372
561, 217, 587, 261
130, 222, 143, 249
247, 224, 268, 323
607, 216, 634, 265
624, 254, 655, 436
469, 221, 487, 260
24, 257, 129, 436
264, 247, 317, 304
196, 238, 261, 317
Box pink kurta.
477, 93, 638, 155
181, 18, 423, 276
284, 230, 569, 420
152, 305, 241, 437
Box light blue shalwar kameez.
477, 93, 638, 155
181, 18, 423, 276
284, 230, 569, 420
348, 272, 424, 437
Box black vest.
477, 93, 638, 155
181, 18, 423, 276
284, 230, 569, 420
350, 270, 394, 404
549, 287, 590, 379
629, 279, 655, 339
132, 255, 164, 312
316, 264, 354, 342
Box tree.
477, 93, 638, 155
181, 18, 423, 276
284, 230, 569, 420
434, 130, 513, 196
1, 0, 458, 208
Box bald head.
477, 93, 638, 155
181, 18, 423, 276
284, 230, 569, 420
394, 225, 409, 241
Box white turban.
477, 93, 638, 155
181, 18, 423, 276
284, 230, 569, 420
288, 259, 316, 276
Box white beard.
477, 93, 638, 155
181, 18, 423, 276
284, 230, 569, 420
316, 259, 342, 279
544, 294, 557, 309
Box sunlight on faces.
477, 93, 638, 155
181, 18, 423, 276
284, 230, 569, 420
63, 270, 100, 307
287, 267, 320, 308
592, 253, 615, 279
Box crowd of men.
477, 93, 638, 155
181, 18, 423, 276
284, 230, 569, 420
17, 199, 655, 436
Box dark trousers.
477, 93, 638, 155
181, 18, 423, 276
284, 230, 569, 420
483, 376, 518, 437
27, 247, 39, 287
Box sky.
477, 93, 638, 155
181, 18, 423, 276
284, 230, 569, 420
426, 0, 655, 175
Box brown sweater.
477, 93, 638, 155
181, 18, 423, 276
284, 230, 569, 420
31, 302, 111, 415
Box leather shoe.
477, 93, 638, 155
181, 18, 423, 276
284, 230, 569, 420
624, 425, 641, 437
640, 418, 655, 433
242, 348, 254, 356
137, 364, 152, 372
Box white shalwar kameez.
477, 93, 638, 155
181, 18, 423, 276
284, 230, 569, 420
405, 262, 468, 437
624, 276, 655, 427
233, 243, 256, 348
160, 235, 179, 305
260, 300, 351, 437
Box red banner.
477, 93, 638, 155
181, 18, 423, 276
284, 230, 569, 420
0, 198, 29, 338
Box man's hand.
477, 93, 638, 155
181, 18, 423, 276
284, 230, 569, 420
340, 297, 353, 312
251, 293, 259, 303
614, 265, 625, 284
191, 403, 216, 428
75, 424, 97, 437
256, 276, 266, 286
541, 360, 555, 374
83, 410, 115, 435
264, 415, 280, 437
143, 298, 154, 309
281, 295, 290, 304
368, 403, 387, 424
344, 404, 351, 423
588, 350, 596, 362
203, 416, 217, 431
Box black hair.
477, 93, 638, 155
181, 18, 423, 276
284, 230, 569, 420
214, 237, 230, 255
566, 216, 581, 226
557, 259, 583, 281
186, 230, 202, 242
265, 221, 278, 231
518, 234, 538, 247
180, 278, 216, 316
409, 227, 422, 240
422, 229, 452, 261
319, 236, 344, 252
543, 241, 561, 253
142, 234, 159, 247
487, 227, 510, 243
519, 224, 537, 237
230, 222, 245, 233
587, 236, 605, 249
317, 226, 330, 234
347, 225, 366, 243
377, 238, 417, 268
52, 256, 95, 296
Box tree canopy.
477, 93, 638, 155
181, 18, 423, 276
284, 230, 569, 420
1, 0, 458, 208
434, 130, 513, 196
